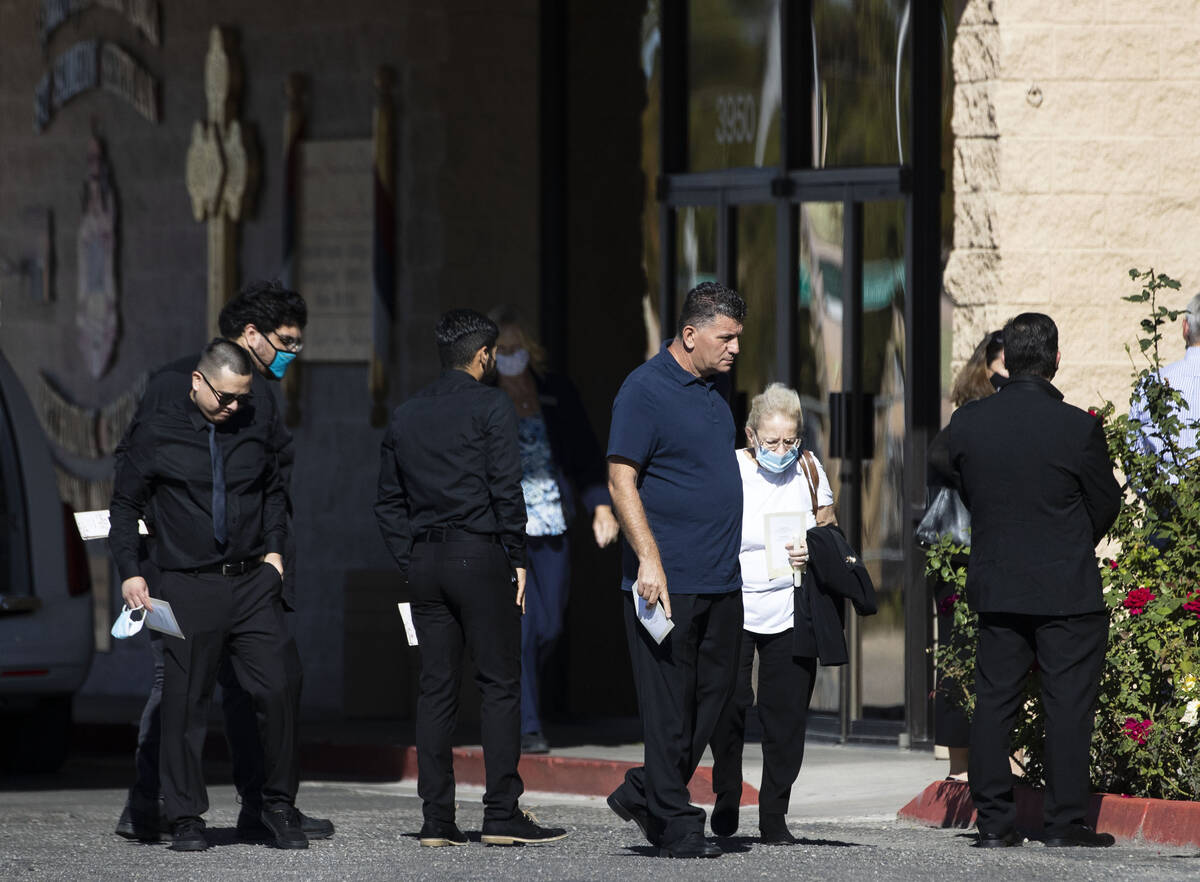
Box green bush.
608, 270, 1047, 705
932, 268, 1200, 800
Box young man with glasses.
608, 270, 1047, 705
112, 280, 332, 844
110, 340, 305, 852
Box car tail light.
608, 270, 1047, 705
63, 504, 92, 597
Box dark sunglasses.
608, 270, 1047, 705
198, 371, 253, 409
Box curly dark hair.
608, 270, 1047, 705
217, 279, 308, 339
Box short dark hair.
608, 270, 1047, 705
436, 309, 498, 369
217, 279, 308, 339
1001, 313, 1058, 379
196, 337, 253, 377
676, 281, 747, 336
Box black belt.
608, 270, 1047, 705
188, 557, 260, 576
415, 528, 500, 544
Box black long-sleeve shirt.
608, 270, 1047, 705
375, 369, 527, 575
110, 395, 287, 581
116, 353, 294, 503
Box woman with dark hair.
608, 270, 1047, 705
929, 329, 1005, 780
487, 305, 619, 755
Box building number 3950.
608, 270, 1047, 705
715, 93, 756, 146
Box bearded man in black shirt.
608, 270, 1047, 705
375, 309, 567, 848
111, 339, 306, 853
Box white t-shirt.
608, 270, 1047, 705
737, 448, 834, 634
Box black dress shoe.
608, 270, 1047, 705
418, 819, 469, 847
520, 731, 551, 754
659, 831, 722, 859
973, 829, 1023, 848
297, 810, 335, 840
710, 790, 739, 837
759, 813, 797, 845
480, 809, 568, 845
261, 805, 309, 849
1043, 825, 1115, 847
607, 791, 659, 846
169, 817, 209, 852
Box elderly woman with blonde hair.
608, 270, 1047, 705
707, 382, 836, 846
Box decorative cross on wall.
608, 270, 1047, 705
185, 26, 259, 335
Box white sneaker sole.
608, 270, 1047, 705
480, 832, 569, 845
419, 836, 469, 847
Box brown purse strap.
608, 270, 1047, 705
799, 450, 819, 514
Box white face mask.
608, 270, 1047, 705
495, 348, 530, 377
111, 605, 146, 640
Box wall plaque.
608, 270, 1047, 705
295, 139, 374, 362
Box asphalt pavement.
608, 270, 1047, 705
2, 751, 1199, 881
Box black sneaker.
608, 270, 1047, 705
298, 809, 335, 840
236, 805, 271, 842
659, 830, 721, 859
169, 817, 209, 852
115, 792, 170, 842
520, 731, 551, 754
260, 805, 309, 850
710, 790, 739, 837
480, 809, 569, 845
759, 813, 797, 845
418, 819, 469, 847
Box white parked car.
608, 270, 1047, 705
0, 351, 93, 772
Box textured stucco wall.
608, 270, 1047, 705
945, 0, 1200, 409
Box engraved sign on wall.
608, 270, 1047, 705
295, 139, 374, 362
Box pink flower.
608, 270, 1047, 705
1123, 717, 1153, 745
1108, 558, 1119, 570
938, 593, 959, 616
1124, 587, 1156, 615
1088, 407, 1099, 416
1184, 598, 1200, 621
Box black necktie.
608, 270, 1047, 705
209, 423, 227, 546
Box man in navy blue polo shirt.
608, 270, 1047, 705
605, 281, 746, 859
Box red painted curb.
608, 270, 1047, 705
297, 742, 759, 806
899, 779, 1200, 847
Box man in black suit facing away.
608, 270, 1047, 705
944, 312, 1122, 848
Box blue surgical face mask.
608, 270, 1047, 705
111, 605, 145, 640
756, 445, 799, 474
251, 335, 299, 379
496, 348, 530, 377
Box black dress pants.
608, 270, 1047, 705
130, 561, 304, 808
710, 628, 817, 816
158, 565, 296, 824
409, 538, 523, 825
612, 590, 743, 847
969, 610, 1108, 837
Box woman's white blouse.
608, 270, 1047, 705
736, 448, 834, 634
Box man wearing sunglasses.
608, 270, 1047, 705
112, 280, 331, 845
111, 340, 305, 852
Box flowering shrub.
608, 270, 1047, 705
931, 269, 1200, 800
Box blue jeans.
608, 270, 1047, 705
519, 535, 570, 735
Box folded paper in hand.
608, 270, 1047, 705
144, 598, 184, 639
632, 581, 674, 645
397, 602, 419, 646
74, 510, 149, 540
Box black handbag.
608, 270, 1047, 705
915, 486, 971, 547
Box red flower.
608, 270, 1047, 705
1124, 587, 1156, 615
1123, 717, 1153, 745
1184, 597, 1200, 621
1108, 558, 1119, 570
937, 593, 959, 616
1088, 407, 1099, 416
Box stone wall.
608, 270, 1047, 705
0, 0, 542, 715
945, 0, 1200, 408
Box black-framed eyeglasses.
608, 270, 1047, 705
269, 330, 304, 353
198, 371, 253, 409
